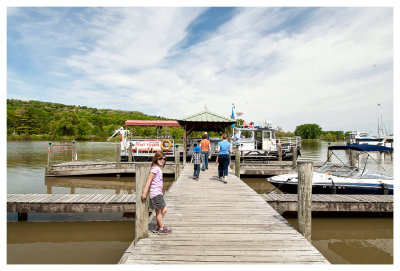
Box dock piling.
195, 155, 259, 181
327, 149, 332, 162
278, 145, 282, 162
235, 149, 240, 178
175, 145, 180, 180
116, 143, 121, 168
47, 143, 54, 170
71, 141, 76, 161
297, 161, 313, 243
128, 145, 132, 162
292, 146, 297, 168
350, 150, 357, 167
135, 163, 151, 245
18, 213, 27, 221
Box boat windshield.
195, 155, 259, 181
316, 164, 334, 173
318, 164, 361, 178
360, 170, 392, 180
330, 166, 356, 177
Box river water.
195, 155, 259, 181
6, 141, 393, 264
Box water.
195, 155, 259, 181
6, 141, 393, 264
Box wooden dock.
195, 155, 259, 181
236, 161, 325, 175
262, 194, 393, 213
7, 194, 137, 215
46, 160, 324, 177
119, 164, 329, 264
45, 161, 177, 176
8, 192, 393, 220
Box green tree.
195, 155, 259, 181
322, 132, 337, 142
294, 124, 322, 139
276, 126, 295, 137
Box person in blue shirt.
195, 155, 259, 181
216, 133, 232, 183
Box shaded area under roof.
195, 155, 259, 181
177, 110, 235, 132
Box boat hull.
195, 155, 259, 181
267, 181, 393, 195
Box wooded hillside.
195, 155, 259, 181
7, 99, 184, 140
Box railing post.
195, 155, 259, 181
135, 163, 151, 245
278, 144, 282, 162
292, 146, 297, 168
235, 149, 240, 178
175, 145, 180, 180
297, 161, 313, 243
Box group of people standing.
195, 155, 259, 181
141, 132, 232, 235
191, 132, 232, 183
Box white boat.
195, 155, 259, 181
231, 121, 301, 160
267, 145, 394, 195
347, 131, 393, 148
108, 120, 180, 161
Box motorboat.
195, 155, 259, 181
267, 145, 393, 195
347, 131, 393, 148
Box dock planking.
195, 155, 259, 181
8, 192, 392, 217
120, 164, 329, 264
7, 193, 136, 214
262, 194, 393, 213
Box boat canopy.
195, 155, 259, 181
328, 144, 393, 152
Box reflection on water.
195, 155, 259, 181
285, 217, 393, 264
241, 177, 282, 194
7, 141, 394, 264
7, 221, 134, 264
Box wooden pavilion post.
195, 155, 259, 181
183, 125, 187, 167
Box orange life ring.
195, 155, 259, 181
161, 139, 172, 151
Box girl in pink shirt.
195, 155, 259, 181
141, 151, 171, 234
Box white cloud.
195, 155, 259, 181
7, 7, 394, 134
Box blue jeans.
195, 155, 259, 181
193, 164, 200, 178
218, 154, 230, 178
201, 151, 209, 169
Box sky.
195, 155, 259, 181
6, 4, 395, 135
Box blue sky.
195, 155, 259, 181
6, 6, 394, 134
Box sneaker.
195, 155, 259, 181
158, 226, 172, 235
193, 176, 196, 180
222, 177, 227, 183
201, 168, 205, 171
152, 225, 160, 233
196, 177, 199, 181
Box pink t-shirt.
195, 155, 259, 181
149, 165, 163, 199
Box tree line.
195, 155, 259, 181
7, 99, 185, 141
7, 99, 350, 142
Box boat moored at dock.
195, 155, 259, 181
268, 145, 394, 195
